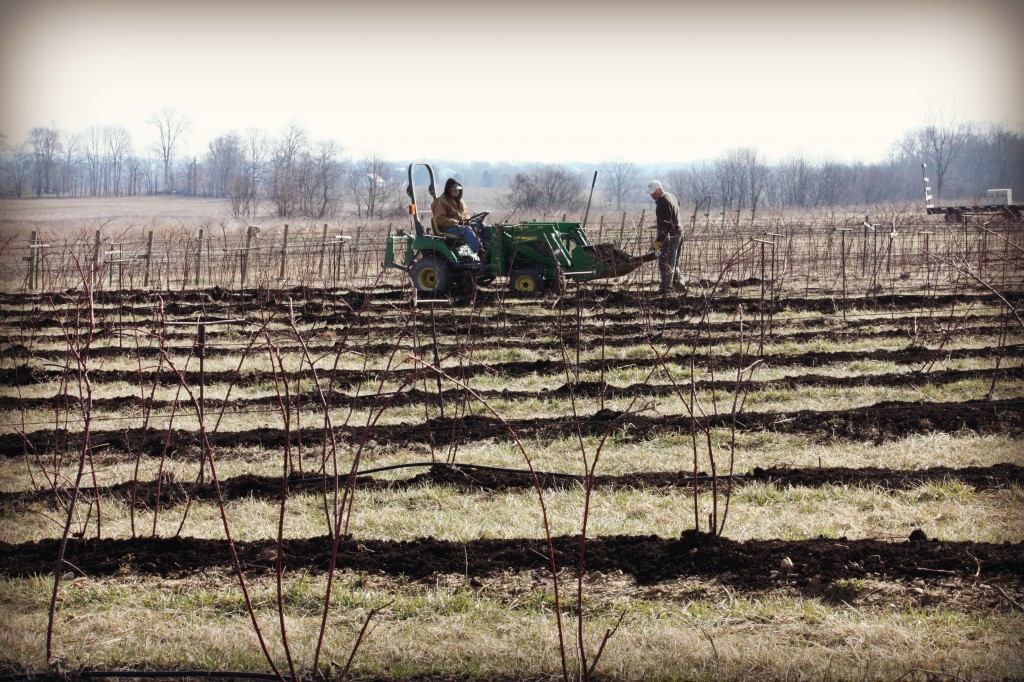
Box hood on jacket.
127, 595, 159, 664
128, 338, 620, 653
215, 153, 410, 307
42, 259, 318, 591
443, 178, 463, 201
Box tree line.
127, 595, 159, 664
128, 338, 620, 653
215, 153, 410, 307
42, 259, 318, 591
1, 109, 1021, 220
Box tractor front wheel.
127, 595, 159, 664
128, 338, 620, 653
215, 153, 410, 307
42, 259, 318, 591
509, 268, 543, 293
411, 255, 452, 295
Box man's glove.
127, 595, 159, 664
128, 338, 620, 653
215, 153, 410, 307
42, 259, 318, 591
653, 241, 662, 251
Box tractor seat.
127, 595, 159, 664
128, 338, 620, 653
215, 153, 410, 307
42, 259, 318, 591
430, 217, 465, 243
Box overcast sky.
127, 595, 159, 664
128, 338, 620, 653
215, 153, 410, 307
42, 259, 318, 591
2, 0, 1022, 166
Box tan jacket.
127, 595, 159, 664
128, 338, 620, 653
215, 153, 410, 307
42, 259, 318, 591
431, 193, 469, 229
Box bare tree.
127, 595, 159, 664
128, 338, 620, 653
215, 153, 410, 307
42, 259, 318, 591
81, 126, 103, 196
103, 126, 132, 196
28, 124, 62, 196
125, 156, 144, 197
349, 153, 393, 219
722, 147, 770, 209
226, 128, 268, 219
599, 159, 640, 209
956, 123, 1023, 198
669, 162, 715, 207
207, 133, 243, 198
813, 155, 851, 207
269, 122, 308, 218
149, 107, 191, 193
502, 165, 584, 217
777, 154, 813, 208
58, 130, 81, 197
298, 140, 344, 219
10, 145, 31, 197
913, 110, 973, 199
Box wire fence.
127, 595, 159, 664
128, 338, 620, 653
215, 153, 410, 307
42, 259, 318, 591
3, 209, 1022, 297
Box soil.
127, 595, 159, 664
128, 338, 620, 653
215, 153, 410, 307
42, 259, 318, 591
1, 342, 1019, 395
2, 530, 1021, 596
3, 284, 1022, 681
2, 396, 1020, 459
2, 364, 1021, 415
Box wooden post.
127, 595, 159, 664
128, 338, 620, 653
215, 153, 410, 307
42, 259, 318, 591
837, 228, 851, 320
871, 224, 878, 293
241, 225, 256, 288
197, 317, 207, 481
196, 228, 204, 288
977, 225, 984, 279
861, 217, 869, 276
922, 231, 933, 294
758, 239, 767, 353
26, 231, 37, 291
280, 224, 289, 280
332, 240, 339, 286
353, 226, 362, 274
766, 232, 783, 336
35, 234, 43, 290
339, 233, 348, 280
143, 230, 154, 287
318, 223, 328, 277
92, 230, 101, 282
638, 209, 646, 253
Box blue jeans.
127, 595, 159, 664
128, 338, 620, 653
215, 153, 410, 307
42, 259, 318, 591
438, 224, 481, 253
658, 233, 684, 291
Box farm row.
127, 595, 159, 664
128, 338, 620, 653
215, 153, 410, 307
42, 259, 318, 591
1, 252, 1022, 679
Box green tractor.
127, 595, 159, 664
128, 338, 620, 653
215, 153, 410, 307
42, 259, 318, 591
384, 163, 645, 295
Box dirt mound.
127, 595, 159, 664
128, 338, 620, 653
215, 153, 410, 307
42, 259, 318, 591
2, 533, 1021, 592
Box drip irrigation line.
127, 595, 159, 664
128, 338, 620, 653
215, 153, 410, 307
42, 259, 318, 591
8, 304, 1020, 353
8, 334, 1021, 380
6, 300, 1018, 330
276, 456, 737, 483
0, 670, 282, 681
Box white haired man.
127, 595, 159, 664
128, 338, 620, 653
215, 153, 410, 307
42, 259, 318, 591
647, 180, 686, 293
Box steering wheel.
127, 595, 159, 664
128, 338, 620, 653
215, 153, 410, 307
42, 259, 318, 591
467, 211, 490, 225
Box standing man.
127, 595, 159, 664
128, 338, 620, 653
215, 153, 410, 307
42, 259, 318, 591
647, 180, 686, 293
432, 178, 481, 255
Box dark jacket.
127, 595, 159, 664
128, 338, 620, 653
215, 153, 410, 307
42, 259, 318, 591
431, 178, 470, 228
654, 191, 681, 242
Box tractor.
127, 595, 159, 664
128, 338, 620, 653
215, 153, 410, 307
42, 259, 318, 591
384, 163, 645, 295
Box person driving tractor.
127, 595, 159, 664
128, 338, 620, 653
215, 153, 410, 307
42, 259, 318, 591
432, 178, 482, 255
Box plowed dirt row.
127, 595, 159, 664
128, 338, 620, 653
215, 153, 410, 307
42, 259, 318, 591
2, 397, 1020, 458
2, 320, 1014, 364
1, 290, 1017, 330
0, 291, 1012, 329
4, 463, 1020, 510
2, 532, 1021, 592
1, 343, 1019, 389
4, 365, 1019, 414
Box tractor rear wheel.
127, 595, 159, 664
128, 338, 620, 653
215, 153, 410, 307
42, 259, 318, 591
509, 268, 543, 293
411, 255, 452, 295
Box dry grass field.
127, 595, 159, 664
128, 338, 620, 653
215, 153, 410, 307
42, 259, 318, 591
0, 197, 1022, 681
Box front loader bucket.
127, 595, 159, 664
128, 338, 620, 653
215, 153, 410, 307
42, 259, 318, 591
581, 244, 650, 279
